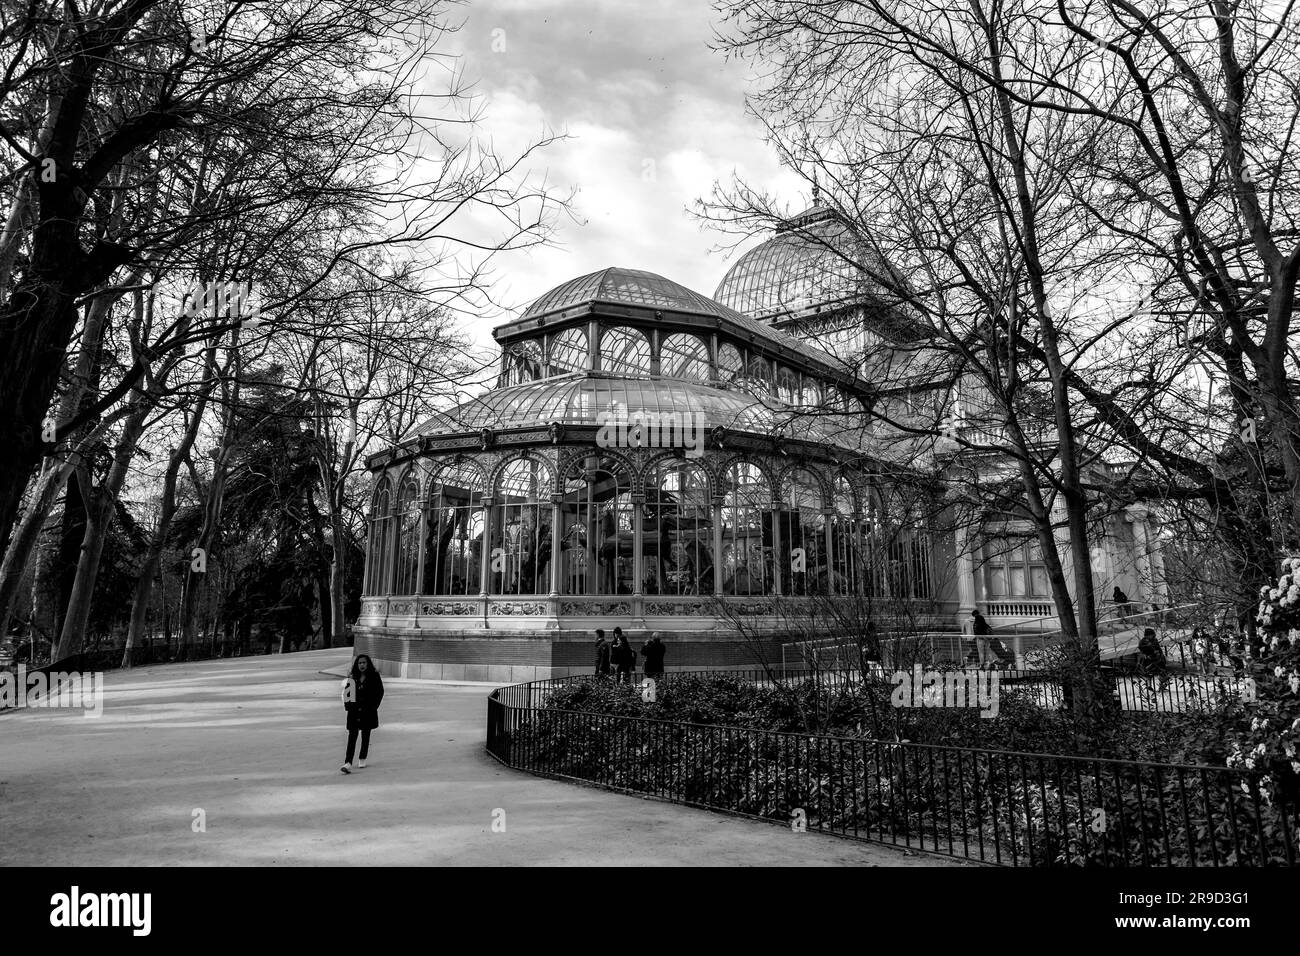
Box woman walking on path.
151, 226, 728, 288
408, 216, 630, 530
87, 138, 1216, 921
341, 654, 384, 774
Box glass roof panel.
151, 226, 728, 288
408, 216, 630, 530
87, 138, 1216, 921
404, 374, 873, 454
714, 209, 901, 321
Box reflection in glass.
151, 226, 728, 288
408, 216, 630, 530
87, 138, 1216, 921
781, 468, 825, 595
492, 458, 553, 595
364, 481, 392, 596
424, 461, 486, 596
560, 456, 634, 595
394, 473, 421, 595
721, 460, 772, 596
645, 461, 712, 595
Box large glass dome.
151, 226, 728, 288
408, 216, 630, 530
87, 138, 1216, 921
714, 207, 901, 320
405, 374, 864, 448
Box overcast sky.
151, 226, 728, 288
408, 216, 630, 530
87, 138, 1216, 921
441, 0, 807, 347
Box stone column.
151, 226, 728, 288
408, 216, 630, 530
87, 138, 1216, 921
1050, 498, 1074, 602
1125, 504, 1155, 608
955, 521, 976, 617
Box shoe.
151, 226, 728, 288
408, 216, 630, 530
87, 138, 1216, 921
340, 763, 352, 774
358, 758, 366, 769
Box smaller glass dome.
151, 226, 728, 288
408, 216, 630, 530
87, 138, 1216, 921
523, 267, 743, 321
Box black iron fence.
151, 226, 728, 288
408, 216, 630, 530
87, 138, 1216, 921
486, 673, 1299, 867
493, 664, 1258, 715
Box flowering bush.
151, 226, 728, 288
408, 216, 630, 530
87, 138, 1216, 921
1214, 561, 1300, 822
1255, 557, 1300, 636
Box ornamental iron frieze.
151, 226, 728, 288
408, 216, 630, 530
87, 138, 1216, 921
559, 600, 632, 616
421, 601, 478, 615
725, 599, 777, 616
645, 600, 711, 616
488, 601, 548, 615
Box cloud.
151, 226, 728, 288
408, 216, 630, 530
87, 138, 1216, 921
435, 0, 807, 349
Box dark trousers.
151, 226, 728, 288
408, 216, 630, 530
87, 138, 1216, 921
345, 728, 372, 763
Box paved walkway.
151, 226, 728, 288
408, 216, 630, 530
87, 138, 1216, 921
0, 650, 960, 866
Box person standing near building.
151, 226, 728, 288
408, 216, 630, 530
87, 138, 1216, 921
1113, 586, 1134, 618
972, 610, 996, 669
641, 635, 666, 679
611, 630, 634, 684
594, 629, 611, 678
341, 654, 384, 774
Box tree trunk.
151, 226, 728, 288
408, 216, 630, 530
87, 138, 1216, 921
52, 402, 149, 662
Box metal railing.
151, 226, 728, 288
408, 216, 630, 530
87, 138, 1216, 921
485, 671, 1298, 866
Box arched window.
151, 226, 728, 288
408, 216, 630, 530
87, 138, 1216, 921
776, 367, 798, 405
716, 343, 742, 383
547, 326, 587, 376
424, 461, 486, 596
720, 460, 772, 596
781, 468, 825, 595
659, 332, 710, 380
645, 460, 712, 595
599, 326, 652, 376
800, 378, 822, 408
364, 480, 393, 596
492, 458, 553, 595
559, 454, 634, 595
739, 355, 772, 398
393, 472, 421, 595
498, 340, 542, 387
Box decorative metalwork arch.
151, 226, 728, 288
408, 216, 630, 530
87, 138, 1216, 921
717, 453, 780, 507
426, 455, 489, 501
777, 463, 831, 511
640, 448, 715, 499
489, 451, 557, 499
393, 463, 422, 501
369, 475, 394, 514
555, 445, 642, 496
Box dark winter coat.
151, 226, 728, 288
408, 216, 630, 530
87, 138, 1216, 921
973, 614, 992, 636
611, 639, 634, 669
595, 639, 611, 674
345, 671, 385, 731
641, 638, 666, 675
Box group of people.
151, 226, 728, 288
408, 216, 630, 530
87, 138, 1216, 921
593, 627, 666, 683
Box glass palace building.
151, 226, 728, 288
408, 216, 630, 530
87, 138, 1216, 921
354, 207, 1166, 679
